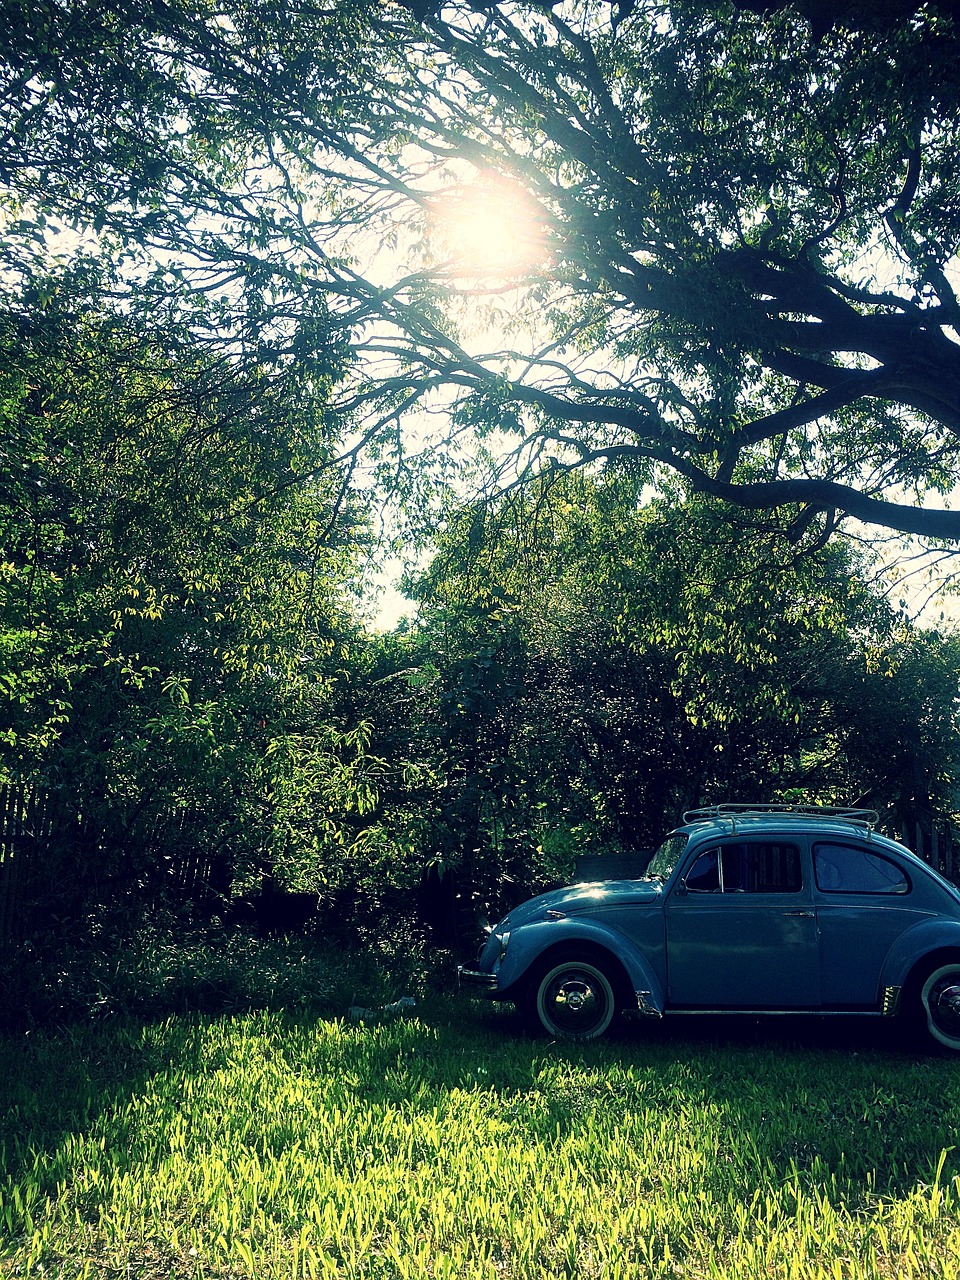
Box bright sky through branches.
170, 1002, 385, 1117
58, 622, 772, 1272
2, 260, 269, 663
428, 170, 548, 281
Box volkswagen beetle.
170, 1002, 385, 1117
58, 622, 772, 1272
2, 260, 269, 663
458, 805, 960, 1048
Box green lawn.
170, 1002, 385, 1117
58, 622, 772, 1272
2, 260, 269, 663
2, 1001, 959, 1278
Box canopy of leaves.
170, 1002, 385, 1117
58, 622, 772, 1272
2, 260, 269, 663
4, 1, 960, 541
4, 1, 960, 941
368, 475, 960, 907
0, 262, 368, 911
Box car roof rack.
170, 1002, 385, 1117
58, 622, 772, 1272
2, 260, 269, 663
681, 803, 879, 832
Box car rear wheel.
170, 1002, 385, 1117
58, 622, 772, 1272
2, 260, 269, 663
530, 957, 618, 1041
920, 963, 960, 1051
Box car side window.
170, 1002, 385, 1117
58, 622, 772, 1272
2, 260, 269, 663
814, 843, 910, 894
685, 842, 802, 893
685, 850, 720, 891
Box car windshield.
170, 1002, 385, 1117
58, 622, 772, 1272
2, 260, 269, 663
645, 832, 688, 882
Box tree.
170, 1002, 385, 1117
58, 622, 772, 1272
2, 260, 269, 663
363, 475, 960, 919
0, 261, 367, 921
4, 1, 960, 543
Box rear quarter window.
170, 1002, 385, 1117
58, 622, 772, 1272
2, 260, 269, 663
814, 842, 910, 894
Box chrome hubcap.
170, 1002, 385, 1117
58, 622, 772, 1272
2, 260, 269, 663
547, 972, 604, 1033
933, 982, 960, 1034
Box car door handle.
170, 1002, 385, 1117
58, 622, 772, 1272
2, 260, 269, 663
783, 910, 815, 918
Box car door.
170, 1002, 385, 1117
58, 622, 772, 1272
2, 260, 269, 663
664, 839, 821, 1008
812, 840, 933, 1006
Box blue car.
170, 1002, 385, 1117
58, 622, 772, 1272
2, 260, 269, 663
459, 805, 960, 1048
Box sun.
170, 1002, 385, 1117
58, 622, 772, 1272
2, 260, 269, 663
429, 170, 548, 282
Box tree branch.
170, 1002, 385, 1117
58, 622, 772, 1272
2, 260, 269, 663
678, 467, 960, 540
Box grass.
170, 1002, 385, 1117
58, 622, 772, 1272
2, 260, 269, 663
1, 1000, 960, 1279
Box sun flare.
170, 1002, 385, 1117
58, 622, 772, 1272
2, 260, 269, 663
429, 171, 548, 281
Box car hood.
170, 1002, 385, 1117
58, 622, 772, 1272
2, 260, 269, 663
500, 878, 662, 928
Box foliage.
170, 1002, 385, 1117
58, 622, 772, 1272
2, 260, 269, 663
4, 2, 960, 539
4, 0, 960, 961
0, 915, 364, 1030
2, 1005, 960, 1277
367, 475, 960, 912
0, 261, 367, 918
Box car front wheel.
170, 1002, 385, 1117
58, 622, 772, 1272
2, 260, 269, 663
920, 964, 960, 1051
530, 957, 618, 1040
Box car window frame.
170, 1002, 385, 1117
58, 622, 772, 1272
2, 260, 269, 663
681, 838, 804, 895
812, 840, 912, 896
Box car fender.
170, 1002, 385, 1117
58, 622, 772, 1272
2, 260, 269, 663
879, 918, 960, 991
495, 918, 665, 1013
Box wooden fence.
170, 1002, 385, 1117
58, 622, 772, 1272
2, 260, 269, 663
0, 782, 233, 946
2, 783, 960, 947
905, 818, 958, 883
0, 784, 65, 946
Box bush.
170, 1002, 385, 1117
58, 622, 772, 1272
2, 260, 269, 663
0, 909, 430, 1029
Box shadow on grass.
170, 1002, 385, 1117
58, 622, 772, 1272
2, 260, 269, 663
464, 987, 920, 1054
0, 1017, 208, 1192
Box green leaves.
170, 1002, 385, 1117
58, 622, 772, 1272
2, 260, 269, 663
390, 472, 960, 894
5, 0, 960, 535
0, 262, 365, 912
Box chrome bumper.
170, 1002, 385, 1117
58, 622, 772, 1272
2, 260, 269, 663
458, 966, 498, 992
